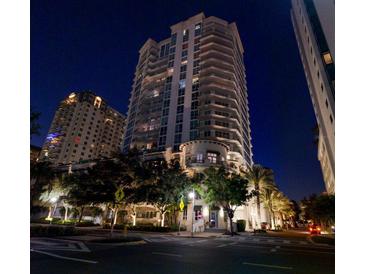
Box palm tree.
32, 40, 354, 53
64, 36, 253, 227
242, 165, 274, 228
260, 182, 279, 229
272, 192, 294, 229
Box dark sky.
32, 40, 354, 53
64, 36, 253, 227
31, 0, 325, 201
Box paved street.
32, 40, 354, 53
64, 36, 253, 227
31, 231, 334, 274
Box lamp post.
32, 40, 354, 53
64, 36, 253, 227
189, 190, 195, 237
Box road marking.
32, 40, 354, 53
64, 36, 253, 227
151, 252, 182, 257
283, 240, 290, 244
217, 244, 227, 248
299, 240, 308, 244
195, 239, 208, 243
270, 248, 276, 252
252, 238, 260, 242
243, 262, 293, 270
267, 239, 274, 243
31, 249, 98, 264
30, 238, 90, 252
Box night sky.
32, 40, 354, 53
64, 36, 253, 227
31, 0, 325, 201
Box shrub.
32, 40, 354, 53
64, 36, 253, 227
102, 224, 184, 232
30, 225, 84, 237
31, 217, 62, 224
237, 220, 246, 232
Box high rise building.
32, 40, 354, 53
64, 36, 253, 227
123, 12, 252, 172
123, 13, 259, 231
39, 91, 126, 165
291, 0, 335, 194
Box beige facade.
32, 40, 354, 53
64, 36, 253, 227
291, 0, 335, 194
122, 13, 266, 231
39, 91, 126, 165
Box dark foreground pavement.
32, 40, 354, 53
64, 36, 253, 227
31, 231, 334, 274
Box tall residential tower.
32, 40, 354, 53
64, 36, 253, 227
39, 91, 126, 165
291, 0, 335, 194
123, 13, 252, 172
123, 13, 260, 231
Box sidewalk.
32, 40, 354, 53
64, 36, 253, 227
169, 231, 251, 238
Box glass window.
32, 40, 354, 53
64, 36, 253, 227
323, 52, 333, 64
207, 152, 217, 164
160, 127, 167, 135
178, 97, 184, 105
178, 88, 185, 96
196, 153, 203, 163
176, 114, 183, 123
179, 79, 186, 89
177, 105, 184, 114
171, 33, 177, 45
183, 29, 189, 42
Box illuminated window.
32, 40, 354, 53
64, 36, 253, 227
94, 96, 102, 108
323, 52, 333, 65
68, 93, 76, 98
207, 152, 218, 164
196, 153, 203, 163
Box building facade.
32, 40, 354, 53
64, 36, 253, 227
123, 13, 264, 231
291, 0, 335, 194
39, 91, 126, 165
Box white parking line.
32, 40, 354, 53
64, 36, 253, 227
31, 249, 98, 264
243, 262, 293, 270
151, 252, 182, 257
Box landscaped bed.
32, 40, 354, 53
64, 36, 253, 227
88, 236, 143, 244
311, 235, 335, 245
30, 225, 86, 237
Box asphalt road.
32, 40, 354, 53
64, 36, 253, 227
31, 232, 335, 274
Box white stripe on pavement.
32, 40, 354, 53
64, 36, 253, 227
243, 262, 293, 270
31, 249, 98, 264
151, 252, 182, 257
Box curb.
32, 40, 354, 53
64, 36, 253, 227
306, 236, 333, 247
87, 240, 147, 246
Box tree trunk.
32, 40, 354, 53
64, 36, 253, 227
77, 207, 84, 224
227, 208, 235, 236
229, 217, 234, 236
64, 206, 68, 221
255, 183, 261, 228
161, 211, 165, 227
110, 207, 118, 237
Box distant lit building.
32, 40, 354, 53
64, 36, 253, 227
39, 91, 126, 165
30, 145, 41, 162
123, 13, 263, 231
291, 0, 335, 194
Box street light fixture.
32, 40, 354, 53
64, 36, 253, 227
189, 190, 195, 237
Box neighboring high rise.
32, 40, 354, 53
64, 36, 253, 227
291, 0, 335, 194
123, 13, 252, 171
39, 91, 126, 165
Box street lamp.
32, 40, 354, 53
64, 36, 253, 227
189, 190, 195, 237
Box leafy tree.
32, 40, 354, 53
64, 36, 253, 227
30, 161, 56, 207
135, 160, 192, 227
30, 106, 41, 138
242, 165, 274, 227
200, 167, 250, 236
62, 172, 115, 224
301, 194, 335, 231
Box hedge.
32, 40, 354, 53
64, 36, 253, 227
30, 225, 85, 237
102, 224, 186, 232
